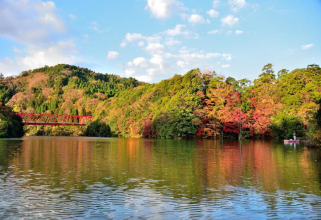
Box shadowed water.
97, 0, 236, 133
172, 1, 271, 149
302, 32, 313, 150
0, 137, 321, 219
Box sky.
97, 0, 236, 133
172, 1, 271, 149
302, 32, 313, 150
0, 0, 320, 82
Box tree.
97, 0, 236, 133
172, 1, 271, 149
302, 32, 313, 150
0, 105, 24, 138
255, 63, 276, 84
226, 77, 236, 85
153, 110, 197, 139
277, 69, 289, 78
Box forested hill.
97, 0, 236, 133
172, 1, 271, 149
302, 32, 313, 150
5, 64, 141, 113
0, 64, 142, 136
1, 63, 321, 143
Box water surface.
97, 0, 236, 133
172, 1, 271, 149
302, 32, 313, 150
0, 137, 321, 219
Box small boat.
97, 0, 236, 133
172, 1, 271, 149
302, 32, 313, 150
284, 139, 300, 144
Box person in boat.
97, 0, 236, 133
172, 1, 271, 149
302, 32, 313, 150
293, 132, 296, 141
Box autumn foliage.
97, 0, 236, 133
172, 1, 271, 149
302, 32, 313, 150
1, 63, 321, 140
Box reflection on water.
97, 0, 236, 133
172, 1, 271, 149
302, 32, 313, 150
0, 137, 321, 219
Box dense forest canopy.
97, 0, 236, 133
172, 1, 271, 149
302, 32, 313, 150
1, 63, 321, 144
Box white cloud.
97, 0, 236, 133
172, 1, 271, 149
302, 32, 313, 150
107, 51, 119, 60
208, 30, 220, 35
301, 44, 314, 50
207, 9, 219, 18
124, 48, 233, 82
120, 32, 162, 48
90, 21, 108, 34
221, 64, 230, 68
124, 54, 168, 82
165, 24, 186, 36
124, 67, 135, 76
228, 0, 247, 12
136, 75, 153, 82
164, 24, 198, 38
145, 0, 184, 19
165, 38, 181, 46
145, 42, 164, 54
188, 14, 206, 25
0, 0, 66, 44
235, 30, 243, 35
177, 60, 187, 68
223, 53, 232, 61
120, 28, 233, 82
150, 54, 165, 69
133, 57, 148, 67
121, 26, 198, 51
0, 41, 80, 76
221, 15, 239, 27
0, 0, 83, 76
213, 0, 220, 8
125, 33, 145, 42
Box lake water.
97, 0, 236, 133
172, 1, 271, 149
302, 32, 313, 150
0, 137, 321, 219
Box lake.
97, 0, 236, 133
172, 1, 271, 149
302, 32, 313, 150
0, 137, 321, 219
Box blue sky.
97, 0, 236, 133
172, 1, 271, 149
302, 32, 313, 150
0, 0, 320, 82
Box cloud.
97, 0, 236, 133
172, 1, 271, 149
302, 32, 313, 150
136, 75, 153, 82
0, 0, 83, 76
0, 0, 66, 44
301, 44, 314, 50
107, 51, 119, 60
133, 57, 148, 67
90, 21, 107, 34
145, 42, 164, 54
222, 53, 232, 61
120, 42, 127, 47
221, 64, 230, 68
164, 24, 198, 38
120, 28, 232, 82
213, 0, 220, 8
145, 0, 184, 19
228, 0, 247, 12
177, 60, 187, 68
123, 46, 232, 82
125, 33, 145, 42
121, 25, 198, 50
0, 41, 80, 76
235, 30, 243, 35
165, 38, 182, 46
120, 32, 162, 48
221, 15, 239, 27
207, 9, 219, 18
208, 30, 220, 35
165, 24, 186, 36
188, 14, 206, 25
124, 54, 167, 81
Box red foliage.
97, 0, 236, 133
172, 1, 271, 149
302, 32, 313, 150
142, 118, 153, 137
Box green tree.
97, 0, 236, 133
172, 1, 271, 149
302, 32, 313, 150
255, 63, 276, 84
0, 105, 24, 138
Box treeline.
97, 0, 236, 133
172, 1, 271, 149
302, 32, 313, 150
1, 64, 321, 144
100, 64, 321, 142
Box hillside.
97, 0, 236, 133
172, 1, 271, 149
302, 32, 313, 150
1, 63, 321, 141
2, 64, 141, 136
